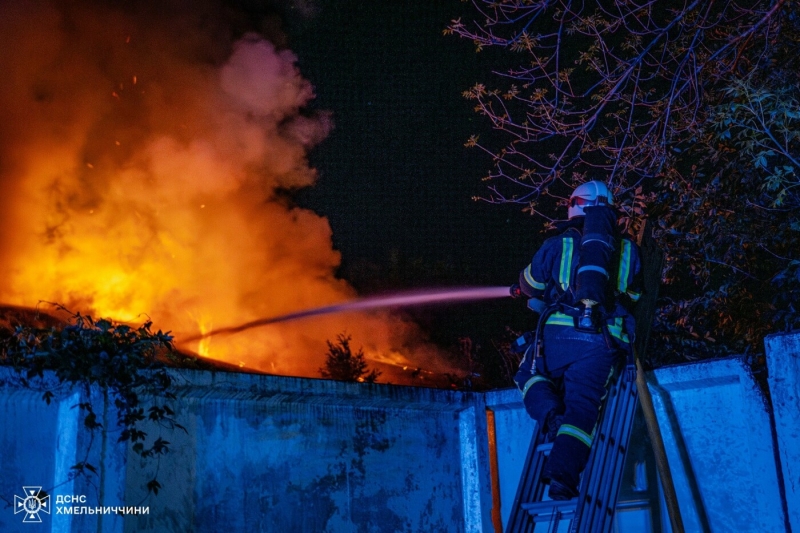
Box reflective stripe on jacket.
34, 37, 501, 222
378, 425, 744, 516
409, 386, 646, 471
518, 227, 642, 342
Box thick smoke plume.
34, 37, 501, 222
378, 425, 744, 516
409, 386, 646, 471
0, 0, 448, 382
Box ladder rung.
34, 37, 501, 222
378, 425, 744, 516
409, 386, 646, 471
521, 499, 578, 522
534, 441, 554, 454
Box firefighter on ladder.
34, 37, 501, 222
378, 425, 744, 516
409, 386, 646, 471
510, 181, 643, 500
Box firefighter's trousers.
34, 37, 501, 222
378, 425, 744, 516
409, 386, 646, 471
514, 325, 621, 491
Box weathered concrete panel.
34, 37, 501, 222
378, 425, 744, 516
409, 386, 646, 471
121, 370, 493, 533
648, 357, 786, 532
484, 388, 537, 527
459, 405, 493, 533
0, 368, 496, 532
0, 386, 63, 533
0, 370, 126, 533
765, 332, 800, 532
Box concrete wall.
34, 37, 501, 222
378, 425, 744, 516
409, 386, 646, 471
0, 369, 494, 533
765, 332, 800, 532
123, 373, 494, 533
2, 334, 800, 532
646, 357, 787, 533
488, 354, 795, 533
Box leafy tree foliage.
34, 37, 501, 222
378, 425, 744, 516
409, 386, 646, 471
0, 307, 186, 495
448, 0, 798, 364
320, 333, 381, 383
648, 6, 800, 362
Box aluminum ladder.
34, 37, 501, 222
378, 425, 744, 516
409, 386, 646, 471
504, 367, 639, 533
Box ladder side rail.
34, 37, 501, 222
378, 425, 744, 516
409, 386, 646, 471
593, 379, 636, 531
599, 398, 639, 532
589, 381, 640, 533
609, 384, 641, 514
505, 429, 546, 533
528, 442, 551, 504
573, 372, 624, 532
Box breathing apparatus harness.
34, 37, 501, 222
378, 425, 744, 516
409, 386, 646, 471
513, 205, 636, 382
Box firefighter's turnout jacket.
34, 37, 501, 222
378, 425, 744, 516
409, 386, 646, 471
513, 220, 642, 493
517, 223, 642, 342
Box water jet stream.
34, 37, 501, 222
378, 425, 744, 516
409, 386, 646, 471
183, 286, 511, 342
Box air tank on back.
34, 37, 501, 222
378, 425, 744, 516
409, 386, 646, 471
575, 205, 617, 330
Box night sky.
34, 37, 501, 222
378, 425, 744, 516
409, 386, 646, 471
279, 1, 541, 345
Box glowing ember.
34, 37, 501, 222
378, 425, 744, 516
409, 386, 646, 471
0, 1, 461, 383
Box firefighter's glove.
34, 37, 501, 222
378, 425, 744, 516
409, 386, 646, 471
625, 363, 637, 383
509, 283, 523, 299
510, 331, 534, 354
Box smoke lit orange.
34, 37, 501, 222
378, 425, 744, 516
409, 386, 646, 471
0, 1, 451, 384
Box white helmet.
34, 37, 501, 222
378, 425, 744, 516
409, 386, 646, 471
568, 180, 614, 219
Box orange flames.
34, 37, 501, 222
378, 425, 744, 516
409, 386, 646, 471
0, 1, 450, 383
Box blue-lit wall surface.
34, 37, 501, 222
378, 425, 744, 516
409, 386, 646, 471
646, 356, 786, 532
1, 331, 798, 532
765, 332, 800, 532
0, 369, 494, 533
